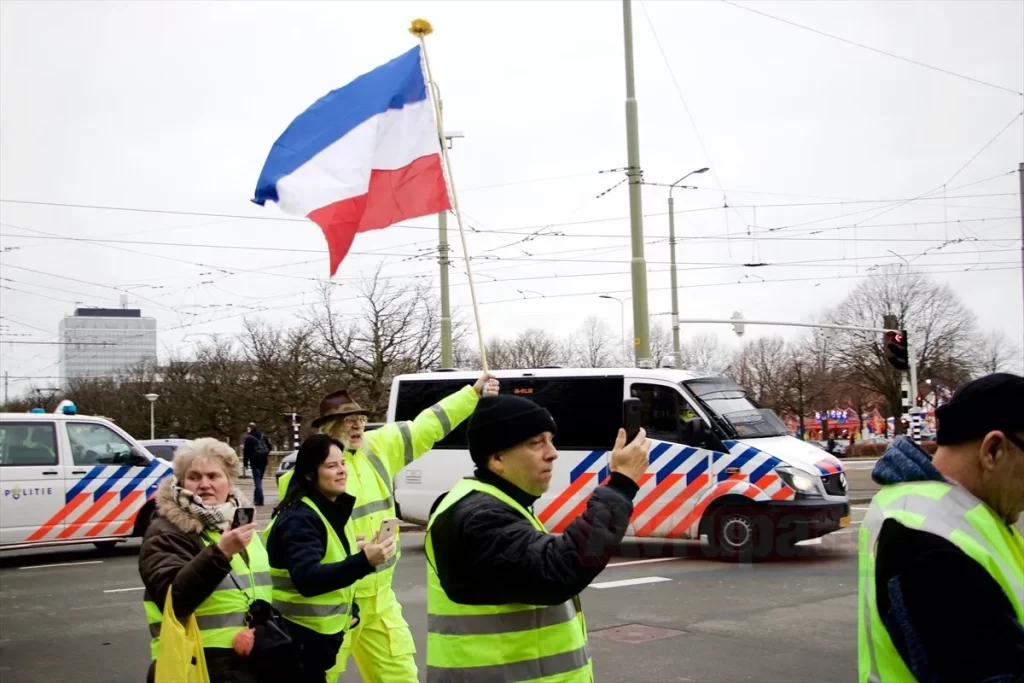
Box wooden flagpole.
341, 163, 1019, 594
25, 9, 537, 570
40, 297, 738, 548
409, 19, 490, 374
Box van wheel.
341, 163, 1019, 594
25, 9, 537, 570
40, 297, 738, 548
708, 508, 763, 562
93, 541, 118, 551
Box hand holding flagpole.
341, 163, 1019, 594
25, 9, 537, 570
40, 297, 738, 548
409, 19, 489, 374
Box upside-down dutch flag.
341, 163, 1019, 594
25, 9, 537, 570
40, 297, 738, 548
252, 45, 451, 276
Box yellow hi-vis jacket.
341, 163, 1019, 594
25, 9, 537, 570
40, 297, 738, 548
424, 477, 593, 683
858, 480, 1024, 682
263, 496, 358, 634
143, 532, 273, 659
278, 384, 480, 599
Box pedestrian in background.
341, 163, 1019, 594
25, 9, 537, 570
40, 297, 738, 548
139, 437, 271, 683
244, 423, 269, 506
275, 373, 499, 682
858, 372, 1024, 682
264, 433, 395, 683
424, 394, 652, 682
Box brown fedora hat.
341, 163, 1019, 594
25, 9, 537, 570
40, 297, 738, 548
310, 390, 370, 429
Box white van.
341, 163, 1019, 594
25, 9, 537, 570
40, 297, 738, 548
390, 367, 851, 559
0, 405, 173, 550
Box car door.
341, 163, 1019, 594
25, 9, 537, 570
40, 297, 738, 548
61, 421, 156, 540
0, 420, 65, 545
625, 380, 715, 539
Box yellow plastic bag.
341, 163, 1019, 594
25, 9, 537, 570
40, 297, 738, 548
154, 588, 211, 683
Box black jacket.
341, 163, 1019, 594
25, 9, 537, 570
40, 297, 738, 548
265, 490, 374, 675
872, 437, 1024, 682
429, 468, 639, 606
243, 430, 268, 469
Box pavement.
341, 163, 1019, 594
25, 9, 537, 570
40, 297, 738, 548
0, 494, 870, 683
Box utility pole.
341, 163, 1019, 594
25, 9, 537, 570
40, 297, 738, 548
3, 371, 8, 406
1018, 162, 1023, 327
435, 83, 464, 369
439, 208, 452, 368
622, 0, 651, 365
668, 167, 709, 367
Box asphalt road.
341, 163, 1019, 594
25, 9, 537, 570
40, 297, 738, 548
0, 505, 868, 683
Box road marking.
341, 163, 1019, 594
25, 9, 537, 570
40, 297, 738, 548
796, 538, 823, 546
19, 560, 103, 570
851, 506, 871, 510
591, 576, 672, 589
103, 586, 145, 593
607, 557, 685, 568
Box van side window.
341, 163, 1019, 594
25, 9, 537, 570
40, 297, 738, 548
66, 423, 134, 466
394, 379, 476, 449
629, 383, 699, 443
0, 422, 58, 466
504, 377, 622, 451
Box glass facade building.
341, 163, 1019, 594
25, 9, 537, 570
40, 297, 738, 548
58, 308, 157, 384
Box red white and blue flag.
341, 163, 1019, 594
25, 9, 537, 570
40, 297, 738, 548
253, 45, 451, 276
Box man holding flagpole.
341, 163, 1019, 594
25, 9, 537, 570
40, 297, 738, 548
253, 20, 495, 682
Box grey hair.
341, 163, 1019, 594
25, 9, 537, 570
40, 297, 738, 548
172, 437, 241, 484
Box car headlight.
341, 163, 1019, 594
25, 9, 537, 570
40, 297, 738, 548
776, 467, 820, 496
280, 461, 295, 471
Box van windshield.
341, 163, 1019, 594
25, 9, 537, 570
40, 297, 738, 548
683, 377, 790, 438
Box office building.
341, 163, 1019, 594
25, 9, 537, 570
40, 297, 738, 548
59, 307, 157, 383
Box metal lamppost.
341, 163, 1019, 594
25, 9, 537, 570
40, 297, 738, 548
144, 393, 159, 440
599, 294, 631, 362
668, 167, 709, 367
433, 81, 465, 369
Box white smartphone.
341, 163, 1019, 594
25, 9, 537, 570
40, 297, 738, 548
377, 518, 400, 543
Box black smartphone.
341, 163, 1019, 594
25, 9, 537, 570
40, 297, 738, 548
232, 507, 255, 530
623, 398, 642, 444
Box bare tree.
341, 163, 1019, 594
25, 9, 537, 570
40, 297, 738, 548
680, 332, 732, 374
506, 328, 564, 368
302, 268, 447, 416
826, 266, 978, 428
972, 330, 1023, 375
730, 336, 790, 411
569, 316, 617, 368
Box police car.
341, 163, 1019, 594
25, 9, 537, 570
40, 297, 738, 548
391, 367, 851, 560
0, 403, 173, 550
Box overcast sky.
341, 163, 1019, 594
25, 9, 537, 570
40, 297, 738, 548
1, 0, 1022, 396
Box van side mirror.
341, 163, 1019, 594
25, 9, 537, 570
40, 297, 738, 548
127, 447, 150, 467
680, 418, 729, 454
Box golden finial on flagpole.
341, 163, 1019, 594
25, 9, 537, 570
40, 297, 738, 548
408, 19, 433, 37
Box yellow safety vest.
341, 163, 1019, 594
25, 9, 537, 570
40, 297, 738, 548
858, 480, 1024, 682
143, 531, 273, 660
279, 385, 479, 599
263, 496, 357, 634
424, 478, 593, 683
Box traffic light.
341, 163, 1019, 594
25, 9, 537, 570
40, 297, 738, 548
915, 394, 924, 408
884, 330, 910, 372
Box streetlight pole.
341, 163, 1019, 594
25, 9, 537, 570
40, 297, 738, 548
599, 294, 629, 361
622, 0, 651, 365
144, 393, 159, 440
434, 81, 464, 369
668, 167, 709, 367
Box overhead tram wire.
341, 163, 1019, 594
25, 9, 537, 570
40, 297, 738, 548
719, 0, 1023, 97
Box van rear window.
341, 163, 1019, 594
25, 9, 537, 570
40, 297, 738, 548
394, 375, 624, 451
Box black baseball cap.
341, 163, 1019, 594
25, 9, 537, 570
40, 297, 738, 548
935, 372, 1024, 446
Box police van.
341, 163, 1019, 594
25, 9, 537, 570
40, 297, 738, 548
390, 367, 851, 559
0, 404, 173, 550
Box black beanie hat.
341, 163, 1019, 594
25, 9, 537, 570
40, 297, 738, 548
935, 372, 1024, 446
467, 395, 557, 467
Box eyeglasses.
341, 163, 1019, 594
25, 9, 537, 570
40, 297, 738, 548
342, 415, 368, 427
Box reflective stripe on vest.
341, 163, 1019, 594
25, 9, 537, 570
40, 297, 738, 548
263, 496, 355, 634
424, 478, 593, 683
143, 530, 273, 659
858, 481, 1024, 683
